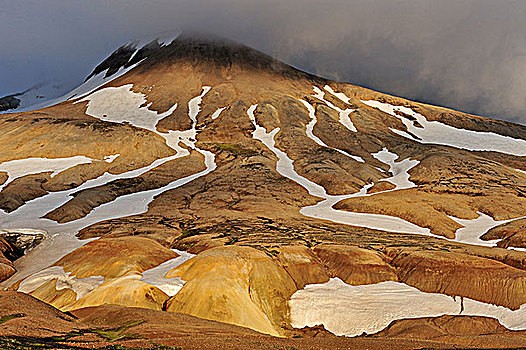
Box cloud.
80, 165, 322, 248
1, 0, 525, 123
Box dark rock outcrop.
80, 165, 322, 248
0, 95, 20, 112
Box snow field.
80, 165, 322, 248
289, 278, 526, 337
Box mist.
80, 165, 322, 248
1, 0, 525, 123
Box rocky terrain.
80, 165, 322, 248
0, 95, 20, 112
2, 290, 526, 349
0, 33, 525, 349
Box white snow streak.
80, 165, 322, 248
300, 99, 364, 163
450, 213, 526, 247
324, 85, 351, 104
188, 86, 211, 123
0, 156, 93, 191
248, 104, 430, 235
2, 85, 216, 288
362, 100, 526, 156
103, 154, 120, 163
18, 265, 104, 300
140, 249, 195, 297
211, 107, 226, 120
313, 86, 357, 132
372, 148, 419, 190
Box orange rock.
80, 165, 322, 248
165, 245, 297, 336
55, 236, 177, 279
482, 218, 526, 249
372, 315, 526, 349
0, 237, 17, 282
367, 181, 396, 194
314, 245, 398, 285
386, 247, 526, 309
275, 245, 329, 289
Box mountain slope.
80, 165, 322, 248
1, 33, 526, 347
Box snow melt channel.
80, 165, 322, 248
300, 99, 364, 163
372, 148, 419, 189
247, 104, 430, 235
362, 100, 526, 156
313, 86, 357, 132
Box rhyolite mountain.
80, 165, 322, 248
0, 32, 526, 349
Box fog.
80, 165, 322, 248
1, 0, 525, 123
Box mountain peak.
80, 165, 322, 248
87, 31, 316, 83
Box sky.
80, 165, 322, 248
1, 0, 526, 124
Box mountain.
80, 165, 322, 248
1, 32, 526, 349
0, 82, 65, 112
0, 32, 180, 114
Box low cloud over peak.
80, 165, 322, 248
1, 0, 525, 123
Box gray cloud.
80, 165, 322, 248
1, 0, 525, 123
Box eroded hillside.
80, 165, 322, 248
1, 33, 526, 348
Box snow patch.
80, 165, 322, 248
362, 100, 526, 156
313, 86, 357, 132
1, 85, 216, 287
188, 86, 211, 123
372, 148, 419, 190
72, 85, 216, 230
129, 30, 182, 52
140, 249, 195, 296
103, 154, 120, 163
71, 61, 145, 102
5, 32, 180, 114
14, 61, 144, 114
80, 84, 176, 132
324, 85, 351, 104
300, 99, 364, 163
248, 104, 325, 199
0, 83, 65, 113
0, 156, 93, 191
18, 265, 104, 300
211, 107, 226, 120
289, 278, 526, 337
80, 83, 196, 156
